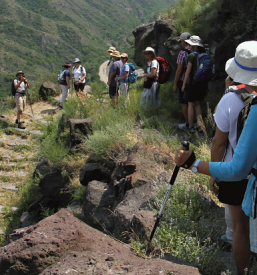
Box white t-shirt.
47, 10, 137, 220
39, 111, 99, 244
147, 59, 159, 78
72, 65, 86, 83
214, 92, 245, 162
14, 79, 27, 94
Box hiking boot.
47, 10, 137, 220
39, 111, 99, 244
178, 122, 189, 131
188, 127, 195, 133
18, 122, 26, 129
15, 119, 25, 124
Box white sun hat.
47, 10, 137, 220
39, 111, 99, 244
142, 47, 156, 56
225, 41, 257, 86
185, 35, 204, 47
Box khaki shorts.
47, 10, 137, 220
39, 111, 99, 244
15, 94, 26, 111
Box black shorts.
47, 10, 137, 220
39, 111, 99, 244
109, 85, 118, 99
177, 80, 188, 104
183, 81, 208, 102
217, 178, 248, 206
74, 83, 85, 92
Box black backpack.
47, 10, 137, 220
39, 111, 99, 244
11, 80, 16, 96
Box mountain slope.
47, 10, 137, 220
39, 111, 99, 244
0, 0, 173, 97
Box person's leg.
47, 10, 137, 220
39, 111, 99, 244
225, 204, 233, 244
228, 205, 250, 275
178, 81, 189, 124
188, 101, 195, 129
194, 100, 204, 128
182, 103, 188, 124
60, 85, 67, 106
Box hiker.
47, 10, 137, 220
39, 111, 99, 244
173, 32, 191, 130
107, 50, 123, 106
175, 41, 257, 275
140, 47, 160, 110
115, 53, 129, 106
14, 71, 30, 129
107, 46, 116, 68
59, 63, 72, 109
210, 74, 252, 254
72, 58, 86, 94
182, 36, 208, 133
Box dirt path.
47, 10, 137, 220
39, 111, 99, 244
0, 101, 60, 238
99, 60, 109, 84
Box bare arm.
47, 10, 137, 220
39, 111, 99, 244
116, 71, 129, 81
209, 127, 229, 193
182, 62, 192, 92
173, 64, 183, 92
66, 76, 70, 89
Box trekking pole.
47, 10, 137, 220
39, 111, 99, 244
148, 141, 189, 242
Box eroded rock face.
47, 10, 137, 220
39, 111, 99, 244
0, 209, 200, 275
69, 117, 93, 146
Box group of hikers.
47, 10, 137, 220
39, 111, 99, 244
11, 32, 257, 274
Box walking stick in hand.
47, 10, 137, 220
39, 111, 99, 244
149, 141, 189, 242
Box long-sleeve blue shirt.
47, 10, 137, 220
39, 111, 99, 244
209, 104, 257, 217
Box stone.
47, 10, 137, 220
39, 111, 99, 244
7, 142, 16, 147
29, 114, 43, 120
69, 117, 93, 146
82, 181, 115, 230
79, 163, 112, 186
0, 138, 5, 143
20, 211, 35, 228
16, 171, 27, 177
30, 130, 43, 136
0, 205, 5, 213
1, 154, 11, 160
39, 120, 49, 126
0, 209, 200, 275
114, 172, 170, 237
1, 184, 18, 191
33, 156, 54, 178
39, 81, 61, 100
14, 128, 28, 132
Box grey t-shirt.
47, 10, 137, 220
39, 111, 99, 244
108, 60, 123, 86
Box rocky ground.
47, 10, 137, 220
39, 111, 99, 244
0, 96, 238, 274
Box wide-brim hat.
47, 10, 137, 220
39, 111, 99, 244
178, 32, 191, 42
143, 47, 156, 56
107, 46, 116, 53
16, 71, 25, 77
73, 58, 81, 63
110, 50, 121, 57
225, 41, 257, 86
63, 63, 72, 67
185, 35, 204, 47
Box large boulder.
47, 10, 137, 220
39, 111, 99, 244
69, 117, 93, 146
79, 163, 112, 186
0, 209, 200, 275
39, 81, 60, 100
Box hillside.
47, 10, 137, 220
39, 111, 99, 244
0, 0, 173, 97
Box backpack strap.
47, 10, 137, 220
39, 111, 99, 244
233, 88, 253, 106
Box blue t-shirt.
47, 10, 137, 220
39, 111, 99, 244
119, 64, 129, 83
108, 60, 123, 86
60, 70, 70, 86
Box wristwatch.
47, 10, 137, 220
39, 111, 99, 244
192, 159, 201, 174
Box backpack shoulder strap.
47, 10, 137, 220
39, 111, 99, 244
183, 49, 191, 54
234, 88, 253, 106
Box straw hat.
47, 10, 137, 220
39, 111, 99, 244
16, 71, 25, 77
110, 50, 121, 57
185, 35, 204, 47
226, 41, 257, 86
107, 46, 116, 53
142, 47, 156, 56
